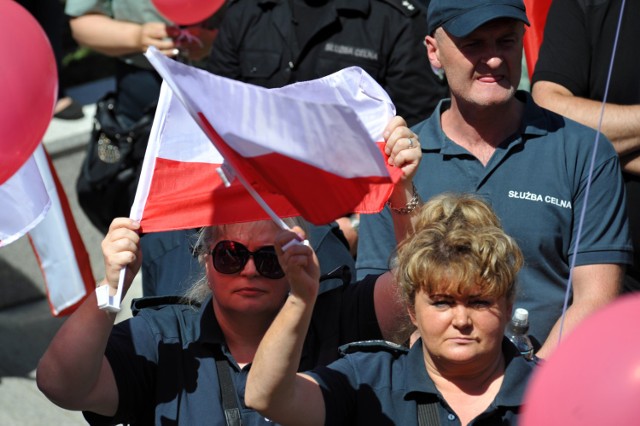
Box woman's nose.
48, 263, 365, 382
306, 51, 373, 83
452, 305, 472, 328
240, 256, 259, 277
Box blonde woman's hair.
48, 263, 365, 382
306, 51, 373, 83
182, 218, 307, 304
394, 193, 523, 309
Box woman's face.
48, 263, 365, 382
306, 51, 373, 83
411, 285, 511, 369
205, 221, 290, 317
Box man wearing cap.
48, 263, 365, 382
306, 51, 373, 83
357, 0, 632, 358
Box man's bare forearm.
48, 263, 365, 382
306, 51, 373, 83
532, 81, 640, 156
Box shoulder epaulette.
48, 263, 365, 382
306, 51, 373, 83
376, 0, 421, 17
339, 339, 409, 357
131, 295, 200, 317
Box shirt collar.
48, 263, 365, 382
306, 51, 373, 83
404, 340, 439, 397
403, 338, 535, 409
419, 91, 549, 154
517, 90, 550, 139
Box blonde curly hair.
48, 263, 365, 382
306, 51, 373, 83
394, 193, 523, 310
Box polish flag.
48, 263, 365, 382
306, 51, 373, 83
0, 144, 93, 316
0, 145, 50, 246
131, 47, 402, 232
28, 146, 95, 316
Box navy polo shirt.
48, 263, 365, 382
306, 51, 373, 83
309, 338, 534, 425
83, 275, 382, 425
357, 91, 632, 345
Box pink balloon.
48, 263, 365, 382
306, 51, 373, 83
521, 294, 640, 426
0, 1, 57, 185
152, 0, 226, 26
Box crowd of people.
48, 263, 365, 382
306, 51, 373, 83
34, 0, 637, 424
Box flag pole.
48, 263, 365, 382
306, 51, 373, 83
97, 48, 301, 312
217, 164, 306, 251
234, 175, 292, 231
216, 162, 291, 231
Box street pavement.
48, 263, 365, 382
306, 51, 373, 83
0, 79, 142, 425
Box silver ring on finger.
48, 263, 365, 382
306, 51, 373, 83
408, 137, 415, 148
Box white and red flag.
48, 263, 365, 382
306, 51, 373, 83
0, 144, 93, 316
100, 48, 403, 312
0, 145, 50, 247
131, 47, 402, 232
28, 146, 95, 316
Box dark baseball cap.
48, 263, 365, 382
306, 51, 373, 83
427, 0, 530, 37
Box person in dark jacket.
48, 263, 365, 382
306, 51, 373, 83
208, 0, 447, 127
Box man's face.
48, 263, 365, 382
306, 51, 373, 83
426, 18, 525, 109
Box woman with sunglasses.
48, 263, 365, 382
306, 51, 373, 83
36, 116, 422, 425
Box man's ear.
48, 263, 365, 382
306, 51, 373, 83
425, 35, 442, 71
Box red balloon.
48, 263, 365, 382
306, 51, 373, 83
521, 294, 640, 426
0, 1, 57, 185
152, 0, 226, 26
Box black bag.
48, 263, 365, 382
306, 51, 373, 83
76, 92, 156, 234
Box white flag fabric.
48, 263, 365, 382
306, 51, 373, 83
28, 146, 94, 316
0, 145, 50, 246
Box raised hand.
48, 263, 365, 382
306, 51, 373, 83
101, 218, 142, 295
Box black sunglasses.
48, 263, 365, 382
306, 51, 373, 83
211, 240, 284, 279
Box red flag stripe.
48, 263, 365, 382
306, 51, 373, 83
28, 147, 94, 316
523, 0, 552, 79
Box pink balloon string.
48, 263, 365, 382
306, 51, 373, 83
558, 0, 628, 344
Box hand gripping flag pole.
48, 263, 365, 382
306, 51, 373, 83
97, 47, 308, 312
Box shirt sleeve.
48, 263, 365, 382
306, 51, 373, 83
306, 349, 404, 425
64, 0, 111, 18
568, 136, 633, 265
82, 316, 159, 425
306, 360, 359, 426
531, 0, 590, 96
355, 207, 396, 280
